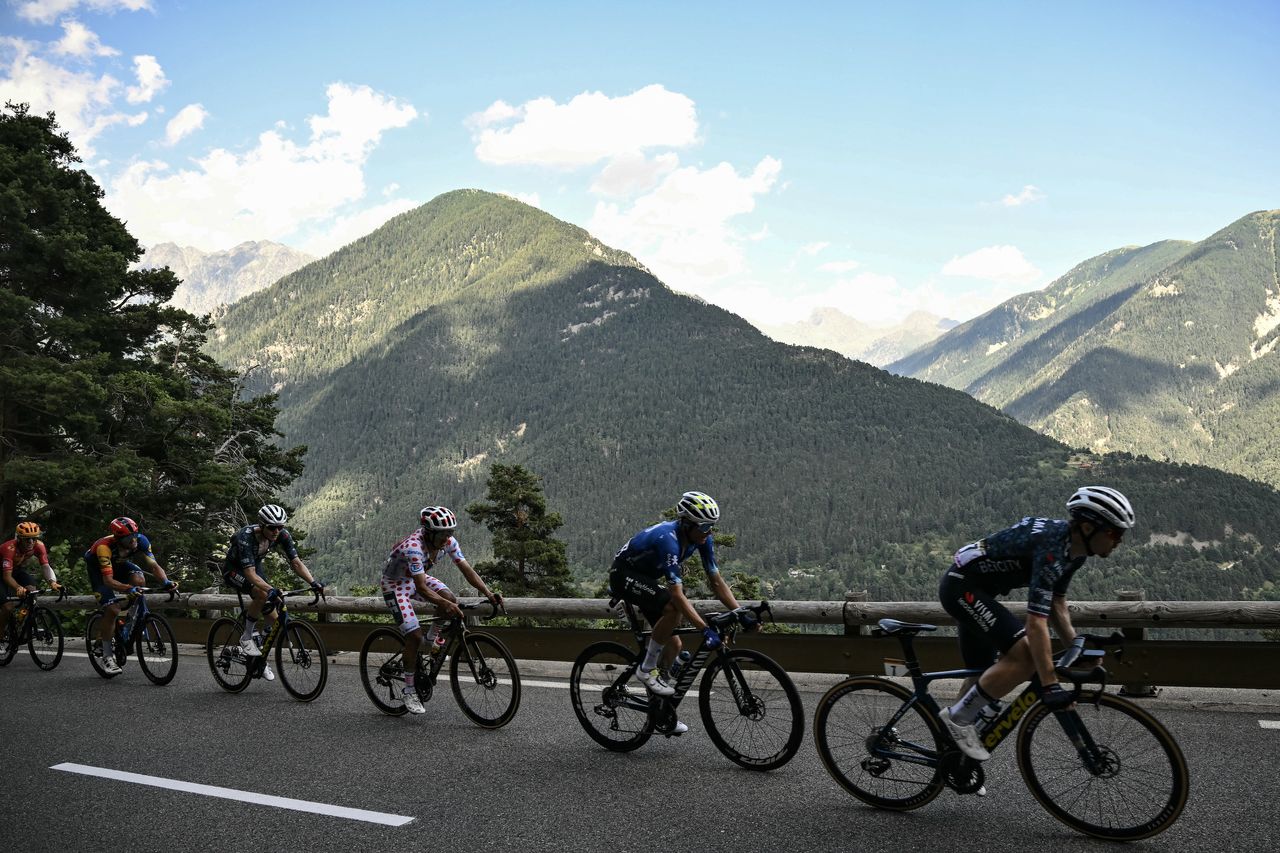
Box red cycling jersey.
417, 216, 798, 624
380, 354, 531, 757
1, 538, 50, 574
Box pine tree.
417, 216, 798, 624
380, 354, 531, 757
465, 463, 575, 597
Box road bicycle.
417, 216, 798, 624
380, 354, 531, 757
359, 600, 520, 728
569, 600, 804, 771
0, 587, 65, 670
206, 587, 328, 702
86, 586, 179, 685
812, 618, 1189, 841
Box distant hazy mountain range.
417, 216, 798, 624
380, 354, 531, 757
891, 210, 1280, 488
759, 308, 959, 366
140, 241, 314, 315
202, 190, 1280, 601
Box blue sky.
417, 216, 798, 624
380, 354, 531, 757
3, 0, 1277, 325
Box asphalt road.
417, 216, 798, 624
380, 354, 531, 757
2, 648, 1278, 852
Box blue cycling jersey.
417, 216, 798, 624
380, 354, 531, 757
613, 520, 719, 586
948, 517, 1085, 617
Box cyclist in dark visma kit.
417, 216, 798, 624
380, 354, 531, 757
938, 486, 1135, 761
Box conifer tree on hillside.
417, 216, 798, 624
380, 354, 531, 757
466, 463, 576, 597
0, 103, 304, 584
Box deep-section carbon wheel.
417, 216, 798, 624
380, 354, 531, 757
135, 614, 178, 685
698, 648, 804, 771
569, 641, 653, 752
206, 615, 252, 693
451, 632, 520, 729
275, 619, 327, 702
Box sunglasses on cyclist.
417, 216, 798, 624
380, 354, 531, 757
265, 524, 284, 532
690, 521, 716, 534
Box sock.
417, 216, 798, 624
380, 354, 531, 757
241, 617, 257, 643
642, 638, 663, 671
948, 683, 996, 725
404, 671, 416, 690
103, 638, 113, 656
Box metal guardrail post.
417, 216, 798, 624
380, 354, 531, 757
844, 590, 868, 637
1117, 589, 1160, 697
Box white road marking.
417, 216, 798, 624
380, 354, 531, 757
1260, 720, 1280, 729
50, 763, 414, 826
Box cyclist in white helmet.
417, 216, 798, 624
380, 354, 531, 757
380, 505, 503, 714
938, 486, 1136, 761
609, 491, 757, 732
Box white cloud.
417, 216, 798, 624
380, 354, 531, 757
800, 241, 829, 256
51, 20, 119, 57
125, 54, 166, 103
942, 245, 1041, 285
381, 182, 400, 196
471, 84, 698, 167
0, 35, 143, 156
106, 83, 419, 250
819, 260, 860, 273
499, 190, 542, 209
589, 156, 781, 291
17, 0, 151, 25
163, 103, 206, 145
299, 197, 419, 257
590, 151, 679, 196
1001, 184, 1046, 207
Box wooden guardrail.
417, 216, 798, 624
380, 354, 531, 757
38, 594, 1280, 690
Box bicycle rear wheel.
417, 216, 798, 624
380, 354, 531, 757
206, 616, 252, 693
1017, 691, 1189, 841
135, 614, 178, 685
451, 632, 521, 729
813, 676, 947, 810
85, 613, 124, 680
569, 641, 653, 752
698, 649, 804, 771
275, 619, 327, 702
0, 619, 17, 666
27, 607, 63, 670
359, 627, 412, 715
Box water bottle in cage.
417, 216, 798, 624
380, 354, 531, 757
667, 650, 692, 681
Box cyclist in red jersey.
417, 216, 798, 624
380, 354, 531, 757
1, 522, 62, 654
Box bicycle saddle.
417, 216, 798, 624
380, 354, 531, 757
877, 618, 938, 635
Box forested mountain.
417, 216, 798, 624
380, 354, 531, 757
140, 240, 313, 315
890, 211, 1280, 489
206, 191, 1280, 603
759, 308, 957, 366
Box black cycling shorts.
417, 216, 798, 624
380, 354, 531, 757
939, 571, 1026, 669
609, 562, 671, 626
4, 568, 36, 598
222, 565, 257, 594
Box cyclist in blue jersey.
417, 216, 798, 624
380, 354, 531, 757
610, 491, 757, 722
938, 486, 1136, 760
222, 504, 323, 679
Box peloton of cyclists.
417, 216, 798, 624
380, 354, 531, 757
84, 517, 178, 675
609, 491, 758, 734
380, 506, 503, 714
1, 522, 63, 654
222, 504, 323, 681
938, 485, 1136, 761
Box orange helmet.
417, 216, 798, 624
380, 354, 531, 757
16, 521, 42, 539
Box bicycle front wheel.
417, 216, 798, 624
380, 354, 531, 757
1017, 691, 1189, 841
698, 648, 805, 771
813, 676, 946, 810
27, 607, 63, 670
569, 641, 653, 752
85, 613, 123, 680
206, 616, 252, 693
451, 632, 521, 729
275, 619, 327, 702
360, 627, 411, 716
135, 614, 178, 685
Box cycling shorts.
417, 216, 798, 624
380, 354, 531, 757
609, 561, 671, 626
939, 572, 1026, 669
380, 576, 449, 634
86, 558, 143, 606
3, 568, 36, 599
221, 566, 258, 595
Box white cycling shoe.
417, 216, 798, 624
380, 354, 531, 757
403, 688, 426, 714
261, 664, 275, 682
940, 708, 991, 761
239, 637, 262, 657
635, 667, 675, 697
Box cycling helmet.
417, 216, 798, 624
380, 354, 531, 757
1067, 486, 1135, 529
676, 491, 720, 524
110, 517, 139, 537
15, 521, 41, 539
258, 504, 289, 526
420, 506, 458, 532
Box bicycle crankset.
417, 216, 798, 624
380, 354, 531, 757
652, 699, 679, 735
939, 749, 985, 795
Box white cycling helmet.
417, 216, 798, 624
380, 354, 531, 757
676, 491, 720, 525
1067, 486, 1135, 529
258, 504, 288, 526
420, 505, 458, 532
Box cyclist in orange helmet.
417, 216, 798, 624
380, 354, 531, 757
0, 522, 61, 655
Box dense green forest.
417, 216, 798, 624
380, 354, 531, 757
891, 211, 1280, 488
206, 190, 1280, 602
